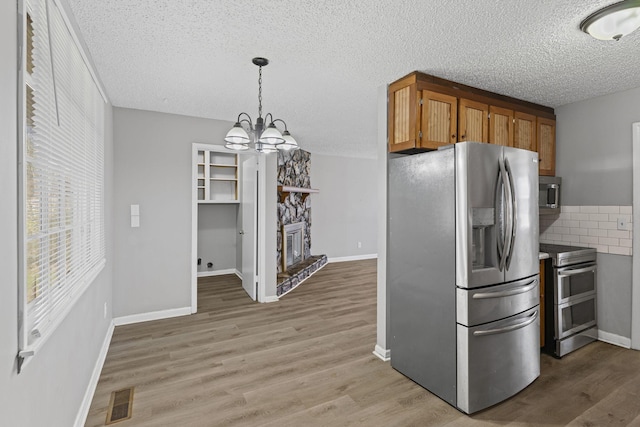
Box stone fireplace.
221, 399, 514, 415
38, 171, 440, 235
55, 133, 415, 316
283, 222, 304, 271
276, 149, 327, 297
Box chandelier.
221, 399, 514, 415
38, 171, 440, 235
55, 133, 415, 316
224, 57, 298, 153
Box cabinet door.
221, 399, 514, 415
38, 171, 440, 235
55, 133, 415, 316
459, 99, 488, 143
420, 90, 457, 149
388, 82, 417, 152
540, 260, 545, 348
514, 111, 537, 152
537, 117, 556, 176
489, 106, 514, 147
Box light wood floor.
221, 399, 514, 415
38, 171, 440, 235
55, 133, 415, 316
86, 259, 640, 426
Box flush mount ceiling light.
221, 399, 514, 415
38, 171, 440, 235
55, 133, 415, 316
224, 57, 298, 153
580, 0, 640, 41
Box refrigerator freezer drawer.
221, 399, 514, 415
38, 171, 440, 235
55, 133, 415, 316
457, 306, 540, 414
456, 275, 539, 327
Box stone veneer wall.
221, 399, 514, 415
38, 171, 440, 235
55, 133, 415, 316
277, 149, 312, 273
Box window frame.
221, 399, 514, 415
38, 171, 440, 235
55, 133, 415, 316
17, 0, 108, 372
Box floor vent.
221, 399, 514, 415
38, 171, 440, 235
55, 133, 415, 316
106, 387, 134, 424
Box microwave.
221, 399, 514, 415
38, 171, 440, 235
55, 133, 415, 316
539, 176, 561, 215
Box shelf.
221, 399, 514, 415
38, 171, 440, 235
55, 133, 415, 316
197, 149, 239, 202
198, 200, 240, 205
278, 185, 320, 203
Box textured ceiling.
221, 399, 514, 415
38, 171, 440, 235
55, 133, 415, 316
66, 0, 640, 158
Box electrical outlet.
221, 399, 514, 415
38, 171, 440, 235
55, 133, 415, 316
103, 302, 107, 319
357, 241, 362, 249
618, 217, 627, 230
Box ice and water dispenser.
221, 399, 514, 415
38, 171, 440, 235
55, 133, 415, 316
471, 207, 495, 269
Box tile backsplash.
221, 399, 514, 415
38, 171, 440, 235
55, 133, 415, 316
540, 206, 633, 256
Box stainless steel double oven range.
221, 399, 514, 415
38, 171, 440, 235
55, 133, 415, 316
540, 244, 598, 357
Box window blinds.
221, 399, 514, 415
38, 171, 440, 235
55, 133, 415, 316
20, 0, 106, 364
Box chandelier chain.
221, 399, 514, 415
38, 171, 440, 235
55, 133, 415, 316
258, 65, 263, 118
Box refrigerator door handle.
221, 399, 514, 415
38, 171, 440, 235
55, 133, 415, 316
498, 159, 510, 272
504, 157, 517, 270
472, 278, 538, 299
496, 169, 504, 269
472, 311, 538, 336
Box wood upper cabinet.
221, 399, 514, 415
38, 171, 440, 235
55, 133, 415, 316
489, 106, 514, 147
514, 111, 537, 152
388, 82, 418, 152
537, 117, 556, 176
388, 78, 458, 152
421, 90, 457, 149
458, 99, 488, 143
388, 72, 556, 168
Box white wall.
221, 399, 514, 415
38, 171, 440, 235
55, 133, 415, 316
112, 107, 233, 317
197, 204, 238, 273
375, 85, 389, 359
0, 2, 114, 425
555, 86, 640, 341
264, 154, 278, 299
310, 154, 378, 259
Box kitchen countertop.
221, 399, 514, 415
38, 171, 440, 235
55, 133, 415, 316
539, 252, 550, 260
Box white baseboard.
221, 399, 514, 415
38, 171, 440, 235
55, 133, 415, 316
373, 345, 390, 362
74, 320, 114, 427
598, 330, 631, 349
262, 296, 279, 303
113, 306, 192, 326
328, 254, 378, 263
197, 268, 237, 278
235, 269, 242, 280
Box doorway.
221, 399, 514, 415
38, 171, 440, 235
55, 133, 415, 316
190, 143, 264, 312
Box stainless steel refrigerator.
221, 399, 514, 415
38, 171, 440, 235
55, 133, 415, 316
388, 142, 540, 414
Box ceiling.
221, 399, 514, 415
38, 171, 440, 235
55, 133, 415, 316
66, 0, 640, 159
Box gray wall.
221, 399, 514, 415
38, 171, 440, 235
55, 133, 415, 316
0, 2, 115, 424
310, 154, 378, 258
113, 107, 233, 317
556, 86, 640, 206
197, 204, 238, 273
555, 86, 640, 339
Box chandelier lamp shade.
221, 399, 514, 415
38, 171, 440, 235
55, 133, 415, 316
224, 57, 299, 153
580, 0, 640, 41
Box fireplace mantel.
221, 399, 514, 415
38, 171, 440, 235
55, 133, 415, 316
277, 185, 320, 203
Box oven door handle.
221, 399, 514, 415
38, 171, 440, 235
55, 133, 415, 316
472, 279, 537, 299
558, 265, 597, 278
473, 311, 538, 336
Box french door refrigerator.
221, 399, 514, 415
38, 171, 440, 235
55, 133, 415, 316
388, 142, 540, 414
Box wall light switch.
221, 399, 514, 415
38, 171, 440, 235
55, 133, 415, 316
131, 204, 140, 227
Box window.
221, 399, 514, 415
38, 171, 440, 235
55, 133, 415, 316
19, 0, 106, 369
